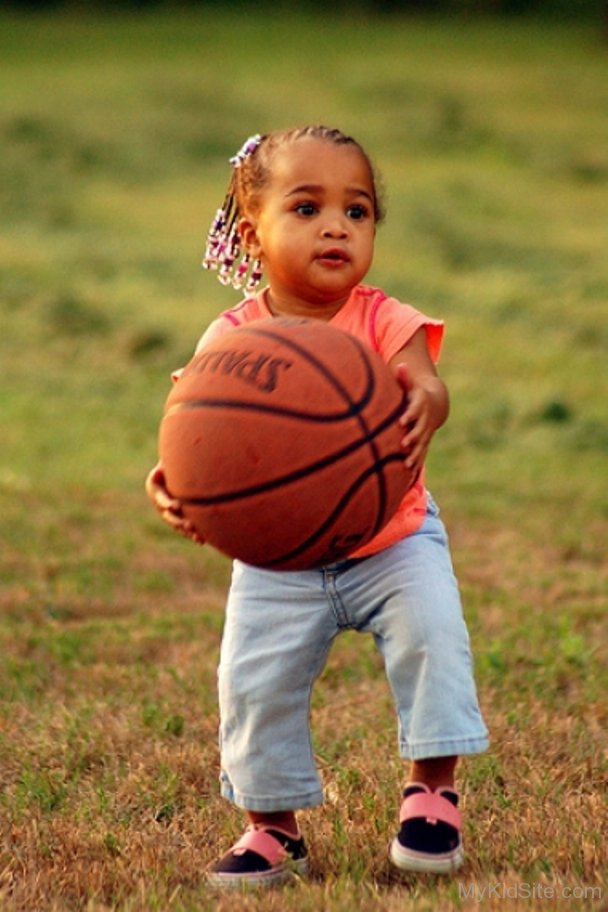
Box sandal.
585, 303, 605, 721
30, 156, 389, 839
206, 825, 308, 889
389, 782, 464, 874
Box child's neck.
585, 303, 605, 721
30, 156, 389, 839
264, 288, 351, 322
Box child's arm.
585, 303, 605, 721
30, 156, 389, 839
389, 327, 450, 476
145, 462, 206, 544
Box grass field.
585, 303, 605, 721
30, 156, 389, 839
1, 9, 607, 911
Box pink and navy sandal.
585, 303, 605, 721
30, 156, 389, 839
390, 783, 464, 874
206, 825, 308, 889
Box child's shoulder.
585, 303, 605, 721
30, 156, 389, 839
345, 285, 444, 363
219, 294, 266, 326
195, 294, 267, 352
354, 283, 413, 309
351, 284, 427, 321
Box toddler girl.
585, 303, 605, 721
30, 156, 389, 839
146, 125, 488, 888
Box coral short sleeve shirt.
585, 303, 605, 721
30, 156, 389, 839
192, 284, 445, 558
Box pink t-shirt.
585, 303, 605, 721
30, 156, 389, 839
191, 284, 444, 558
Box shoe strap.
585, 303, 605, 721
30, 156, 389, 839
399, 791, 462, 830
231, 827, 289, 866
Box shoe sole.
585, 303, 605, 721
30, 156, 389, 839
206, 857, 308, 889
389, 838, 464, 874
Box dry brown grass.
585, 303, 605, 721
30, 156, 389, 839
1, 514, 606, 911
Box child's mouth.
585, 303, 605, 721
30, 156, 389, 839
317, 248, 350, 264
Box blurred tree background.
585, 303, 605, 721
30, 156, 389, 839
4, 0, 607, 25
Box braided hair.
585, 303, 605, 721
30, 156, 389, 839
202, 126, 384, 293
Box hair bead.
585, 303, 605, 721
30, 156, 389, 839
202, 135, 264, 293
245, 258, 263, 294
229, 134, 262, 168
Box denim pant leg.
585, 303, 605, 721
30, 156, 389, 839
217, 496, 488, 810
218, 560, 336, 812
339, 497, 489, 760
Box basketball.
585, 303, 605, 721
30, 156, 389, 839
159, 317, 414, 570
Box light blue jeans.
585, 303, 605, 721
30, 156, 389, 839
218, 494, 489, 812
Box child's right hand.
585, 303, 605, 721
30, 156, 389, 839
145, 462, 206, 545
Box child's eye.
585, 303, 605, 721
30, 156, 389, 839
347, 204, 369, 220
295, 202, 318, 217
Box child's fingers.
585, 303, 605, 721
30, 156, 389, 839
398, 383, 425, 428
145, 465, 164, 500
161, 505, 206, 545
404, 445, 423, 472
146, 468, 205, 543
400, 413, 432, 470
156, 488, 181, 512
146, 465, 180, 511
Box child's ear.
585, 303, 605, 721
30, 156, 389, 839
238, 217, 261, 257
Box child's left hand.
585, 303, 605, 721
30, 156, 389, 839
395, 364, 440, 475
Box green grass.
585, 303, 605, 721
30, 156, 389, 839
1, 9, 607, 911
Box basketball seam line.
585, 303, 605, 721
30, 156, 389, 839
175, 400, 405, 506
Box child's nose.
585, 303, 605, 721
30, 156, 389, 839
322, 218, 348, 238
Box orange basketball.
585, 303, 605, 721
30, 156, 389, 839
159, 317, 414, 570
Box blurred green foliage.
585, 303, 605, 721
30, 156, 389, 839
4, 0, 607, 24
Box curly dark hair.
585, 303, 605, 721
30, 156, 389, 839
231, 125, 386, 223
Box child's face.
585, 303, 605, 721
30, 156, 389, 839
240, 138, 376, 315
